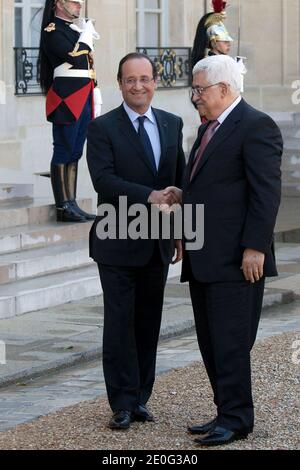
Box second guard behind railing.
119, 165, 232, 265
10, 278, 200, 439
191, 0, 247, 121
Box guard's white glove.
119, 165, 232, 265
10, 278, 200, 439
69, 18, 87, 33
70, 20, 100, 51
235, 57, 247, 75
93, 87, 102, 118
235, 57, 247, 93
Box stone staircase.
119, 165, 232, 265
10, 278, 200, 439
274, 112, 300, 198
0, 185, 100, 320
1, 111, 299, 321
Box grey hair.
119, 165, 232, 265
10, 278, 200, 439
193, 55, 242, 93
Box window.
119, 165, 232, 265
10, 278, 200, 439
14, 0, 44, 47
14, 1, 44, 95
136, 0, 169, 47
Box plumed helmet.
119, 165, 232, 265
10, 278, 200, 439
205, 0, 233, 42
206, 23, 233, 43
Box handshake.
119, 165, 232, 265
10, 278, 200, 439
70, 19, 100, 51
148, 186, 182, 214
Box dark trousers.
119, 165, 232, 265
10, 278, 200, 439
189, 275, 265, 432
52, 96, 91, 164
98, 245, 169, 412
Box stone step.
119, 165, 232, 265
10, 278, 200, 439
0, 260, 182, 320
270, 111, 295, 128
292, 113, 300, 127
0, 198, 93, 230
281, 152, 300, 171
283, 138, 300, 151
275, 197, 300, 236
0, 240, 92, 285
280, 128, 300, 139
282, 169, 300, 184
273, 112, 300, 128
0, 220, 92, 255
0, 184, 34, 203
283, 147, 300, 156
0, 265, 101, 320
282, 182, 300, 198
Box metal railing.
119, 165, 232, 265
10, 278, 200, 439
137, 47, 192, 89
14, 47, 42, 96
14, 46, 192, 96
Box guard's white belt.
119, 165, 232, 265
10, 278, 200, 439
54, 62, 96, 80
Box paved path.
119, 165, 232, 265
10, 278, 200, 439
0, 299, 299, 433
0, 242, 299, 389
0, 235, 299, 434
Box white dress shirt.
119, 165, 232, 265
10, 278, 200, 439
123, 101, 161, 170
216, 95, 242, 130
194, 96, 242, 159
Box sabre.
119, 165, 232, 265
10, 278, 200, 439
82, 0, 95, 23
237, 0, 241, 56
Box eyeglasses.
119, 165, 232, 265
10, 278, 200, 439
122, 77, 155, 86
190, 82, 223, 97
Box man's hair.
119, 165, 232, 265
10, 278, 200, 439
117, 52, 158, 81
193, 55, 242, 93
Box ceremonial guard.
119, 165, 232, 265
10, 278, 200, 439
39, 0, 102, 222
191, 0, 234, 68
191, 0, 246, 120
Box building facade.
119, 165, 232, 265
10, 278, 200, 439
0, 0, 299, 204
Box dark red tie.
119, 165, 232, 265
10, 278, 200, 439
190, 120, 219, 181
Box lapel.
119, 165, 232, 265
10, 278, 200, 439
152, 108, 168, 173
189, 99, 245, 183
117, 104, 157, 176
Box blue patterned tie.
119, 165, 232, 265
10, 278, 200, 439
138, 116, 157, 173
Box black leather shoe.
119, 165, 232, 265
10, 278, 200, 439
70, 200, 96, 220
194, 426, 249, 447
132, 404, 154, 422
187, 418, 217, 435
56, 202, 87, 223
108, 410, 132, 430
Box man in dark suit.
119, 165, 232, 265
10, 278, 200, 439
169, 55, 282, 446
87, 53, 185, 429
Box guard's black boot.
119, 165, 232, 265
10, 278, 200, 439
50, 163, 86, 223
66, 161, 96, 220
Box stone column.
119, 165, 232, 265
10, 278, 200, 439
0, 0, 6, 104
89, 0, 136, 113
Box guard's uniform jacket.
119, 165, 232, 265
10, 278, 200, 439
41, 17, 95, 124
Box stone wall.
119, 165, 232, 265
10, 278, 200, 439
0, 0, 299, 204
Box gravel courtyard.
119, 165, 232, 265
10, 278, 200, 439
0, 331, 299, 450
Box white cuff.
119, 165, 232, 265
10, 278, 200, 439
93, 87, 102, 118
78, 30, 94, 51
